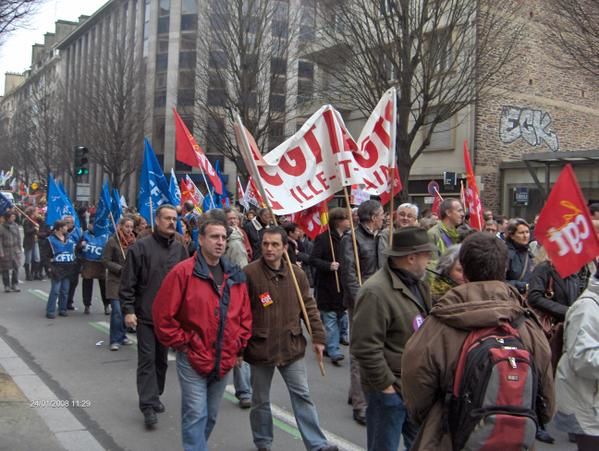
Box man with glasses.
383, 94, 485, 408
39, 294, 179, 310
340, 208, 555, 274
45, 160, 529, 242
352, 227, 434, 451
120, 205, 188, 428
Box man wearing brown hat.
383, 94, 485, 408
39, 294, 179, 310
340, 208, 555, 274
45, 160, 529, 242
351, 226, 434, 451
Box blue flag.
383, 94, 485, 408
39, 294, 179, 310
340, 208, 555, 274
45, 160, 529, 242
168, 169, 183, 234
111, 188, 122, 224
138, 138, 172, 224
46, 174, 80, 228
94, 182, 113, 237
0, 192, 12, 216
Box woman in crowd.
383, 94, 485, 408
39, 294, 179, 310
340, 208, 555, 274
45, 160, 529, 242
554, 269, 599, 450
102, 216, 135, 351
0, 212, 22, 292
505, 218, 535, 295
22, 207, 41, 281
42, 219, 77, 318
430, 244, 465, 303
79, 219, 109, 314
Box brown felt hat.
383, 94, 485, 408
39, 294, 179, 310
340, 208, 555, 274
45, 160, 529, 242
383, 226, 436, 257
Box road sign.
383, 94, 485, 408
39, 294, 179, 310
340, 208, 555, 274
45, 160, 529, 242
76, 183, 90, 202
427, 180, 440, 196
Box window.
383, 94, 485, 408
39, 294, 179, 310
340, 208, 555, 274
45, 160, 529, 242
178, 89, 195, 106
298, 60, 314, 79
207, 89, 226, 107
271, 57, 287, 76
159, 0, 170, 16
154, 91, 166, 108
272, 20, 289, 39
156, 53, 168, 72
269, 122, 285, 147
157, 16, 169, 34
270, 76, 286, 94
206, 117, 225, 153
209, 51, 227, 70
181, 14, 197, 31
270, 94, 286, 112
425, 28, 454, 74
155, 73, 167, 89
157, 36, 169, 53
179, 71, 195, 89
179, 51, 196, 69
180, 33, 196, 50
181, 0, 197, 14
297, 79, 313, 104
424, 108, 453, 150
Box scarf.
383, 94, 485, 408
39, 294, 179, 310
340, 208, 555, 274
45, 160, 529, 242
439, 221, 460, 247
118, 229, 136, 250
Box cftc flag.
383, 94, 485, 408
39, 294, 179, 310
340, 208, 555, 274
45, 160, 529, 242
138, 138, 172, 224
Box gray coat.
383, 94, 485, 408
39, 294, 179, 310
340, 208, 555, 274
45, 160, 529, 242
339, 223, 380, 308
0, 222, 22, 272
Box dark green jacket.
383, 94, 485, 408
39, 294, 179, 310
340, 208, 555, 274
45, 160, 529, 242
351, 261, 431, 393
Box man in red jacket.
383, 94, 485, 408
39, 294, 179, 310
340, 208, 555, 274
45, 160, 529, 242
153, 217, 252, 451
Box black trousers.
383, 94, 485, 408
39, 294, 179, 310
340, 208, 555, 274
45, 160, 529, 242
81, 278, 108, 307
67, 271, 79, 308
1, 268, 18, 288
136, 322, 168, 411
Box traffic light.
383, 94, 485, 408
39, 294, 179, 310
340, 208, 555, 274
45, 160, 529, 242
74, 146, 89, 176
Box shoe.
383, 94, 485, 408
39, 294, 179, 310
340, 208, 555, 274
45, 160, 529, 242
535, 428, 555, 444
126, 327, 137, 334
46, 313, 56, 319
340, 338, 350, 346
84, 306, 90, 315
353, 409, 366, 426
143, 408, 158, 427
153, 401, 165, 413
257, 448, 270, 451
318, 446, 339, 451
58, 311, 68, 317
67, 305, 76, 311
330, 355, 344, 366
347, 396, 352, 406
323, 349, 329, 357
11, 286, 20, 292
104, 306, 110, 315
239, 398, 252, 409
4, 287, 10, 293
568, 433, 577, 443
121, 338, 134, 346
110, 343, 120, 351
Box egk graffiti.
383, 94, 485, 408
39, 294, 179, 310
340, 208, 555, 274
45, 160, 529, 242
499, 106, 559, 151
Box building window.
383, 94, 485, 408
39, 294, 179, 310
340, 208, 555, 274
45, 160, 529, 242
158, 16, 169, 34
181, 0, 197, 14
424, 108, 453, 150
270, 94, 286, 112
178, 89, 195, 106
180, 33, 196, 50
179, 51, 196, 69
181, 14, 197, 31
297, 79, 313, 104
269, 121, 285, 147
159, 0, 170, 16
156, 53, 168, 72
207, 89, 226, 107
206, 117, 225, 153
209, 51, 227, 70
298, 60, 314, 79
178, 71, 195, 89
154, 91, 167, 108
271, 57, 286, 76
270, 76, 286, 95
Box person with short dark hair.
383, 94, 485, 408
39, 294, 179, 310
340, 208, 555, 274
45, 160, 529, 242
505, 218, 535, 295
402, 232, 555, 450
244, 207, 274, 260
243, 228, 337, 451
589, 203, 599, 219
153, 219, 251, 450
427, 199, 464, 258
0, 212, 22, 292
120, 205, 188, 428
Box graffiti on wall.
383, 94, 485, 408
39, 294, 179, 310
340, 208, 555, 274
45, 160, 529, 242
499, 106, 559, 152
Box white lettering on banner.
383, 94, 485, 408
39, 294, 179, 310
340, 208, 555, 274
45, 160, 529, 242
84, 244, 104, 257
547, 214, 591, 256
55, 254, 74, 263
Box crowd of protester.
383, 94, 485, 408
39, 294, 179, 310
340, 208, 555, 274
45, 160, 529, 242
1, 198, 599, 451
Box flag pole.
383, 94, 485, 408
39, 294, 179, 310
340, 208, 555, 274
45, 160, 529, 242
388, 87, 398, 248
343, 186, 362, 286
11, 204, 38, 226
327, 224, 341, 293
234, 115, 325, 376
149, 196, 155, 232
109, 211, 126, 260
198, 168, 216, 209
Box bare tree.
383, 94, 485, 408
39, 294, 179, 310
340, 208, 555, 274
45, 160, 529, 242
191, 0, 300, 176
312, 0, 523, 199
67, 43, 147, 190
0, 0, 39, 40
547, 0, 599, 78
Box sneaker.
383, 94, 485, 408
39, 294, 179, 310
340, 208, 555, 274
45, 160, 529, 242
143, 408, 158, 427
46, 313, 56, 319
104, 306, 110, 315
4, 287, 10, 293
535, 428, 555, 444
110, 343, 120, 351
318, 446, 339, 451
239, 398, 252, 409
340, 338, 350, 346
84, 306, 90, 315
121, 338, 134, 346
11, 286, 20, 292
330, 355, 344, 366
67, 305, 75, 311
153, 401, 165, 413
353, 409, 366, 426
58, 311, 68, 317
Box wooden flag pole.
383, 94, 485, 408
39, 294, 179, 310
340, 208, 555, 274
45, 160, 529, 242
388, 184, 395, 247
109, 211, 126, 260
11, 204, 38, 227
327, 225, 341, 293
234, 116, 325, 374
343, 186, 362, 286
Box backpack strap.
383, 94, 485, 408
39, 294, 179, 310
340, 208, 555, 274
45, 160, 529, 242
517, 253, 530, 281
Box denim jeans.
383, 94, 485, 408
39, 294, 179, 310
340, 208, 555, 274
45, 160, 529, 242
320, 310, 344, 358
250, 359, 328, 451
365, 391, 418, 451
339, 311, 349, 342
24, 243, 40, 264
109, 299, 126, 345
176, 351, 229, 451
46, 277, 70, 316
233, 361, 252, 400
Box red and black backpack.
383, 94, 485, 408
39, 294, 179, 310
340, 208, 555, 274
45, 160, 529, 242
445, 316, 540, 450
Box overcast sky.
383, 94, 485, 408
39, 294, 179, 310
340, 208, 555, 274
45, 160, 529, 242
0, 0, 109, 94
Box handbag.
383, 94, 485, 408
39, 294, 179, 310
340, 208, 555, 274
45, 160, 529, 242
535, 274, 564, 372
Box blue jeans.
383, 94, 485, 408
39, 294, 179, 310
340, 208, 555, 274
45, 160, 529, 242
176, 351, 229, 451
365, 391, 418, 451
233, 361, 252, 400
24, 243, 40, 264
320, 310, 344, 358
109, 299, 126, 345
339, 311, 349, 342
46, 277, 70, 316
250, 359, 328, 451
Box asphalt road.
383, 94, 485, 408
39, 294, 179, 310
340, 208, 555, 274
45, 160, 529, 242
0, 278, 575, 451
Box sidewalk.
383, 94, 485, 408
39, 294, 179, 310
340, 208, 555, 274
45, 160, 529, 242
0, 366, 65, 451
0, 336, 104, 451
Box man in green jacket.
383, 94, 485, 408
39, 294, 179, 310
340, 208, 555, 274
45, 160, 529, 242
352, 227, 434, 451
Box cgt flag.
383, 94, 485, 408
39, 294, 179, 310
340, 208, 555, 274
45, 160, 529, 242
292, 200, 330, 240
535, 164, 599, 278
173, 109, 223, 194
463, 141, 484, 230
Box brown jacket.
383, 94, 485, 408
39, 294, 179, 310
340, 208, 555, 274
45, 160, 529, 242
243, 258, 325, 366
401, 281, 555, 450
102, 235, 126, 300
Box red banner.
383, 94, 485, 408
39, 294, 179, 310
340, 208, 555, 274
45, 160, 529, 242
535, 164, 599, 278
292, 200, 329, 240
463, 141, 484, 230
173, 109, 223, 194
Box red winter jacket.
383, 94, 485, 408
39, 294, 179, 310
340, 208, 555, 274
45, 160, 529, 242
152, 252, 252, 379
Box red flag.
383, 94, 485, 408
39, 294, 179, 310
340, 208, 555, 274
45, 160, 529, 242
292, 200, 329, 240
463, 141, 484, 230
173, 109, 223, 194
237, 177, 249, 210
535, 164, 599, 278
379, 166, 402, 206
432, 188, 443, 217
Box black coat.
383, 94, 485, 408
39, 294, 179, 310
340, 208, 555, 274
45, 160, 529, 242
505, 239, 535, 294
119, 231, 188, 324
310, 230, 344, 312
527, 261, 581, 322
